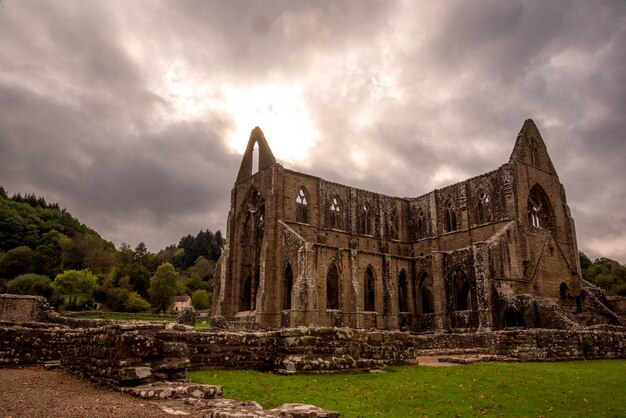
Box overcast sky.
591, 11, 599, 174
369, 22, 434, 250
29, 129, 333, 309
0, 1, 624, 262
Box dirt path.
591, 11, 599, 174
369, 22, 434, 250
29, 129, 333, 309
0, 367, 204, 418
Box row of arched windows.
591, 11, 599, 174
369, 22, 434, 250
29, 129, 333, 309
278, 261, 472, 315
294, 187, 497, 236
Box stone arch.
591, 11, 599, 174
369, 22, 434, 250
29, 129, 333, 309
236, 127, 276, 183
283, 262, 294, 310
326, 263, 340, 309
453, 269, 472, 311
398, 269, 409, 313
414, 271, 434, 314
296, 187, 309, 223
364, 265, 376, 312
527, 184, 556, 235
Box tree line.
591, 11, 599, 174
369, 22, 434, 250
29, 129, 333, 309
0, 187, 224, 312
579, 251, 626, 296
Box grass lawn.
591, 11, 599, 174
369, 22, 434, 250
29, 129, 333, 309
73, 313, 211, 329
73, 314, 173, 322
189, 360, 626, 417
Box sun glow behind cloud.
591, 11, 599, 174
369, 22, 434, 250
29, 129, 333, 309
160, 61, 319, 163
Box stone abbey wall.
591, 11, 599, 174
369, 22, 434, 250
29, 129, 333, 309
212, 120, 598, 332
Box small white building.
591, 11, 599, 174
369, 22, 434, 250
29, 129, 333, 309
171, 295, 192, 312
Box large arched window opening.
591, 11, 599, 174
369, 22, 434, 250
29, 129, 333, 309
241, 273, 252, 311
252, 141, 259, 174
364, 266, 376, 312
445, 201, 458, 232
328, 196, 343, 230
359, 203, 374, 235
388, 207, 399, 240
477, 191, 491, 225
421, 288, 434, 314
527, 184, 555, 234
283, 263, 293, 310
398, 270, 409, 313
296, 187, 309, 223
453, 269, 472, 311
415, 272, 434, 314
417, 210, 427, 239
326, 263, 340, 309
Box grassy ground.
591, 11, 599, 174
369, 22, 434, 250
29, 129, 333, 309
74, 314, 172, 322
73, 314, 211, 329
189, 360, 626, 417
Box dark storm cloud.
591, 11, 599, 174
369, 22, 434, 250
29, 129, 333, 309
0, 0, 625, 261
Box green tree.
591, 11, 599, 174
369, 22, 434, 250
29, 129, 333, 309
191, 289, 210, 310
53, 269, 98, 305
0, 246, 35, 278
105, 287, 130, 312
6, 273, 53, 298
125, 291, 152, 312
149, 262, 178, 312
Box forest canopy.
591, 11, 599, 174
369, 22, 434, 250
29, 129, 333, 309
0, 186, 224, 312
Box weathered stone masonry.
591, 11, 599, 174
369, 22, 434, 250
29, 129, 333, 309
212, 120, 611, 332
1, 296, 625, 381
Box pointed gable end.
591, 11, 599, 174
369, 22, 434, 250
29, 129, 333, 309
236, 127, 277, 184
509, 119, 557, 175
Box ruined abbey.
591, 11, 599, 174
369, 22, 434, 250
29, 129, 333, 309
212, 120, 589, 332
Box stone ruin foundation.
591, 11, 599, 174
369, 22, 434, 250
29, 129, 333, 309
1, 294, 626, 416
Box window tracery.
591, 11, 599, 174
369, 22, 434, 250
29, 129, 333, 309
477, 191, 491, 224
328, 195, 343, 230
295, 187, 309, 223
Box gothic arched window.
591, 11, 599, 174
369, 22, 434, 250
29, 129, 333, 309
530, 138, 539, 167
283, 263, 293, 310
445, 201, 458, 232
364, 266, 376, 311
296, 187, 309, 223
477, 191, 491, 225
417, 210, 427, 239
388, 207, 399, 240
398, 270, 409, 313
359, 203, 374, 235
329, 196, 343, 230
326, 263, 340, 309
453, 269, 472, 311
527, 184, 555, 234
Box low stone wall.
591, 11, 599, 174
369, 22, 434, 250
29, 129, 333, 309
1, 319, 625, 386
0, 294, 113, 328
60, 322, 190, 386
490, 327, 626, 360
0, 323, 64, 365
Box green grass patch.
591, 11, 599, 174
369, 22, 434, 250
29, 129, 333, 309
194, 320, 211, 330
73, 314, 173, 322
189, 360, 626, 417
